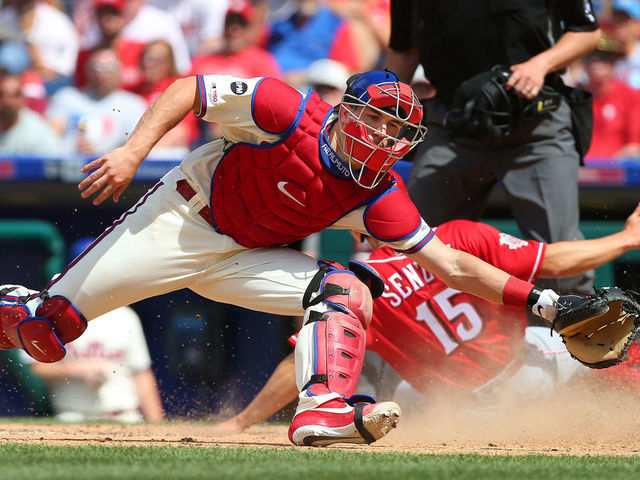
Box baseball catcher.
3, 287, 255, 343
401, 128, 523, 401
552, 287, 640, 369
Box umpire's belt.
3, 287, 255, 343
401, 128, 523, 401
176, 179, 216, 228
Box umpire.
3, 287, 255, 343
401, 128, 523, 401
386, 0, 601, 295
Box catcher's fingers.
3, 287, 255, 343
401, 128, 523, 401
113, 185, 127, 203
91, 183, 117, 206
80, 156, 105, 175
78, 167, 108, 197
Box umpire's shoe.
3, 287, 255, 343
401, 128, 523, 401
288, 395, 401, 447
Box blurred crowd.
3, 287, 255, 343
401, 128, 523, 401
0, 0, 638, 162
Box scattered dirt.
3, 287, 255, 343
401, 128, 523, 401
2, 379, 640, 456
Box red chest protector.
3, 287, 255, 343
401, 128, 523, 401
210, 78, 396, 248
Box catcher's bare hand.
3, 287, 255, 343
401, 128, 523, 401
78, 147, 142, 205
507, 59, 547, 100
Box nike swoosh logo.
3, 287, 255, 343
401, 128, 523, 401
536, 305, 544, 318
30, 340, 47, 356
277, 181, 305, 207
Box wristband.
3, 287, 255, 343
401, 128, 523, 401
502, 276, 535, 308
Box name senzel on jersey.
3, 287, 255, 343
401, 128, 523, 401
377, 259, 436, 307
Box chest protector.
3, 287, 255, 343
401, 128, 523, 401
210, 79, 392, 248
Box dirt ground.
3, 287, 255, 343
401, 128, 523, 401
2, 381, 640, 456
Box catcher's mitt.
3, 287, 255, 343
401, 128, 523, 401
553, 287, 640, 369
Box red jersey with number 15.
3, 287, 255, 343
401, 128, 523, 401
364, 219, 546, 396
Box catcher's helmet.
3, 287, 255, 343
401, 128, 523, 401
338, 70, 427, 189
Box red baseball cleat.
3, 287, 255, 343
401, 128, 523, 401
288, 397, 401, 447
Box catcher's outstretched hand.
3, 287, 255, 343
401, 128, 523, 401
78, 147, 143, 205
553, 287, 640, 369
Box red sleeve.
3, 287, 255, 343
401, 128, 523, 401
364, 187, 422, 242
435, 220, 546, 283
329, 22, 360, 72
252, 77, 302, 133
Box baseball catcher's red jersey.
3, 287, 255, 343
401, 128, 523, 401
209, 77, 422, 248
364, 220, 546, 395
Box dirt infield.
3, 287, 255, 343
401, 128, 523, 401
2, 379, 639, 456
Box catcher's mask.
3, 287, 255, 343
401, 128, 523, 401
338, 70, 427, 189
445, 65, 562, 139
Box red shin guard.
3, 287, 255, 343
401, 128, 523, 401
309, 310, 366, 398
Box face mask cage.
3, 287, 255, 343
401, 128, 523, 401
339, 75, 427, 188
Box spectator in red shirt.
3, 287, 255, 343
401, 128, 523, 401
190, 0, 282, 143
75, 0, 147, 91
189, 1, 282, 80
582, 44, 640, 161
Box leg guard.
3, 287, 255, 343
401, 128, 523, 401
289, 264, 401, 447
302, 262, 379, 327
298, 310, 366, 398
0, 286, 87, 363
296, 262, 377, 401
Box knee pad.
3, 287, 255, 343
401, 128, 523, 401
0, 291, 86, 363
302, 261, 383, 328
296, 310, 366, 398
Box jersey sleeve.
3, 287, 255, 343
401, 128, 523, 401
435, 220, 546, 283
195, 75, 294, 145
554, 0, 599, 32
195, 74, 262, 124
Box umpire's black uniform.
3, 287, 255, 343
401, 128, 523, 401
391, 0, 600, 295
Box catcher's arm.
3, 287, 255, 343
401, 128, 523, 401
540, 203, 640, 278
408, 235, 559, 322
211, 353, 298, 434
78, 77, 200, 205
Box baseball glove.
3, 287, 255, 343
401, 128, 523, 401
553, 287, 640, 369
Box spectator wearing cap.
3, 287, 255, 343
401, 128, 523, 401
0, 68, 63, 154
78, 0, 191, 91
190, 0, 282, 80
0, 0, 79, 95
581, 36, 640, 160
46, 47, 147, 155
266, 0, 361, 88
603, 0, 640, 89
304, 58, 348, 106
